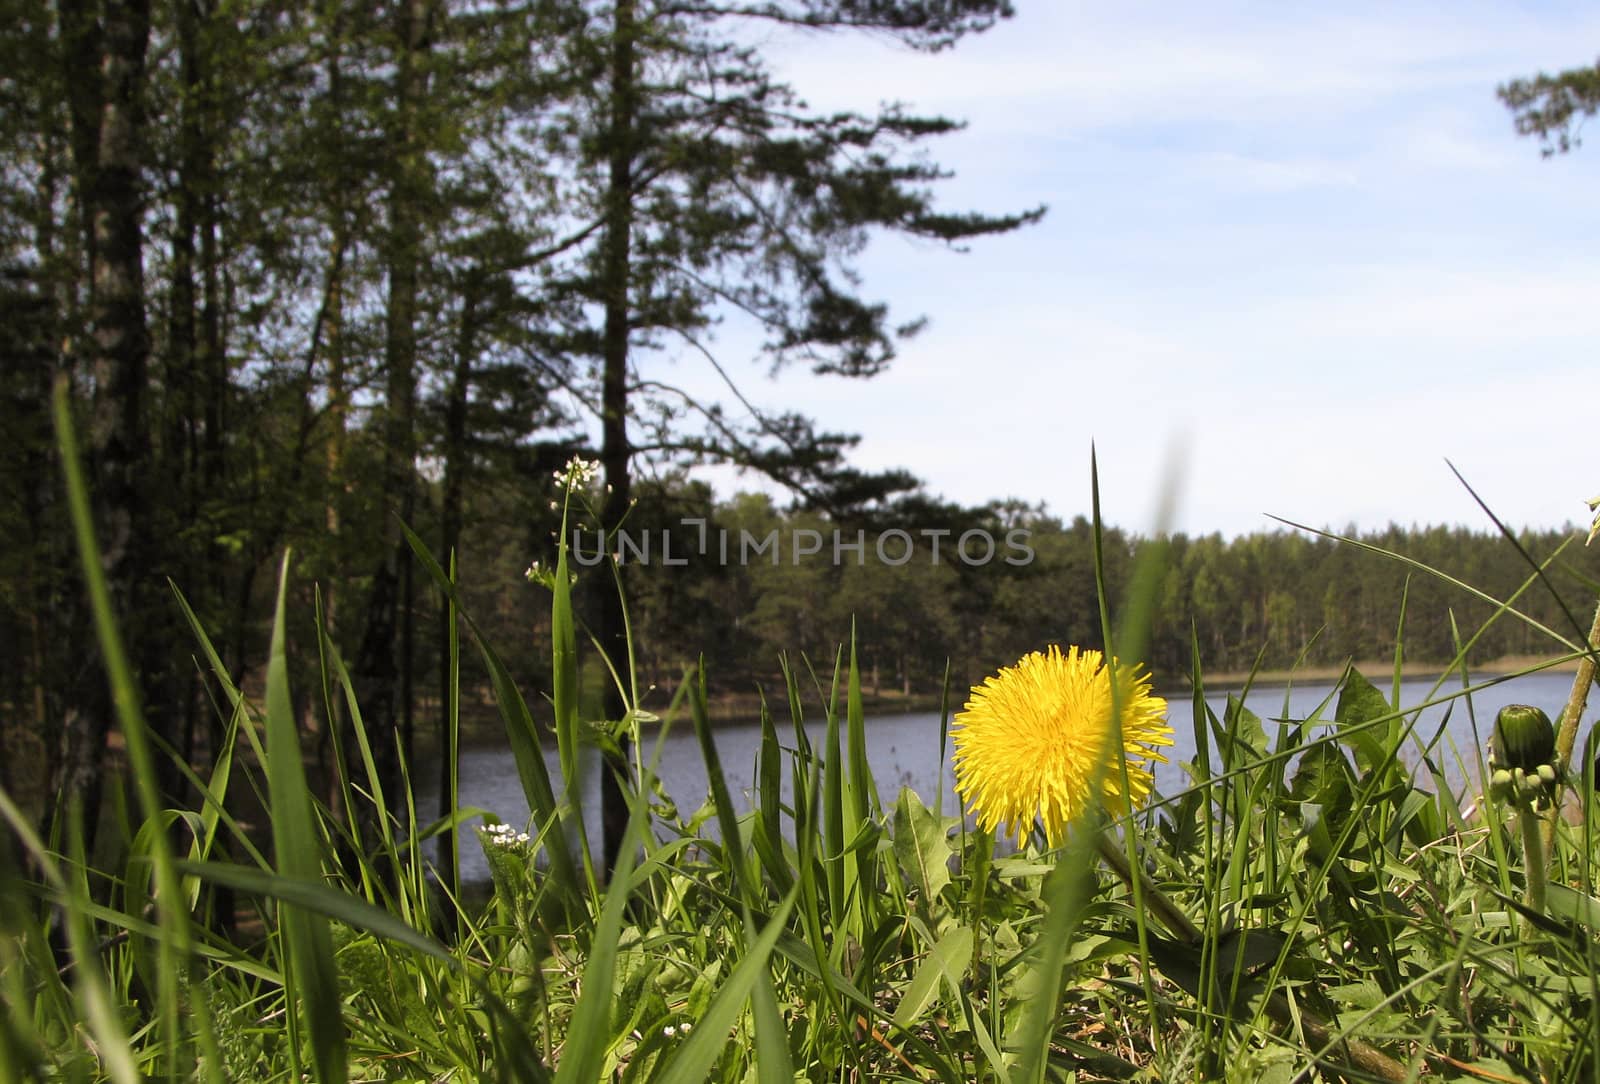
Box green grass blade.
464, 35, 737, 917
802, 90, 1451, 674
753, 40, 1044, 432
1009, 828, 1097, 1084
651, 887, 799, 1084
548, 501, 590, 870
551, 786, 647, 1084
401, 523, 583, 917
845, 629, 880, 940
262, 553, 347, 1083
1270, 515, 1584, 653
935, 658, 953, 820
749, 966, 795, 1084
754, 696, 792, 895
443, 548, 462, 920
311, 585, 367, 879
64, 804, 140, 1084
173, 860, 452, 964
847, 627, 879, 822
53, 379, 193, 1076
821, 651, 846, 931
318, 623, 408, 914
688, 658, 753, 903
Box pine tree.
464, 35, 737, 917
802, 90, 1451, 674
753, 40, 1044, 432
545, 0, 1045, 865
1500, 57, 1600, 156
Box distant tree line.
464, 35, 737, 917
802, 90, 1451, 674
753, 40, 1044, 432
540, 483, 1600, 703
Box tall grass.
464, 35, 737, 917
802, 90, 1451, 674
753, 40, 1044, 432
5, 403, 1600, 1081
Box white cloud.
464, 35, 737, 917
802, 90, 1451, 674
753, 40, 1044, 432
658, 5, 1600, 537
1169, 150, 1360, 193
765, 5, 1600, 136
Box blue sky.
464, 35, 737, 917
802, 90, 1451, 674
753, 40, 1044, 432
654, 3, 1600, 538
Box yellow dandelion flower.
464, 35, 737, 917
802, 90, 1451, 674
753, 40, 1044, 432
952, 645, 1173, 847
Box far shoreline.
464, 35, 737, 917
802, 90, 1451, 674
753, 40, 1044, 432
670, 654, 1590, 725
1190, 653, 1583, 693
446, 654, 1590, 744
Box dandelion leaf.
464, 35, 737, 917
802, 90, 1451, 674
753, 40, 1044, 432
1334, 668, 1396, 776
892, 787, 955, 911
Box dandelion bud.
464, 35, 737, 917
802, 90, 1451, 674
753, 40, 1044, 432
1488, 704, 1561, 810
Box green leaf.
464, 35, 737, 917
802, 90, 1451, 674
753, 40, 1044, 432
689, 659, 753, 903
754, 699, 793, 895
54, 378, 199, 1071
1010, 829, 1098, 1084
892, 787, 954, 910
1216, 694, 1268, 762
893, 924, 972, 1029
1544, 883, 1600, 932
1335, 667, 1396, 775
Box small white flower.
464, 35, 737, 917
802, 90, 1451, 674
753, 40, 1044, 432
663, 1024, 678, 1038
556, 456, 602, 492
478, 822, 533, 851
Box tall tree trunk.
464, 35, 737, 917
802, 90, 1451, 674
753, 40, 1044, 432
55, 0, 173, 840
25, 84, 69, 816
356, 0, 433, 841
597, 0, 638, 873
170, 0, 206, 769
6, 274, 59, 819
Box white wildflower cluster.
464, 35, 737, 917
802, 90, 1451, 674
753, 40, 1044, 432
662, 1022, 693, 1038
553, 456, 602, 492
524, 559, 575, 592
478, 822, 532, 849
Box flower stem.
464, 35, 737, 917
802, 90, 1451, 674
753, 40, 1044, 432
1555, 598, 1600, 770
1541, 595, 1600, 864
1520, 806, 1548, 923
1095, 833, 1196, 940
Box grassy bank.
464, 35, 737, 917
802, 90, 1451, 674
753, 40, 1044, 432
6, 433, 1600, 1082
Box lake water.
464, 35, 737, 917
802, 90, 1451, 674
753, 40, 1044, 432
422, 668, 1587, 884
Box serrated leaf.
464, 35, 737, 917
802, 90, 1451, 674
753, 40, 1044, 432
892, 788, 953, 910
1335, 668, 1396, 775
1216, 695, 1268, 760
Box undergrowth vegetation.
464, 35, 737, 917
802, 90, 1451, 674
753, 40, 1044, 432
6, 404, 1600, 1083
